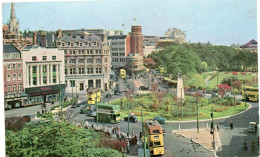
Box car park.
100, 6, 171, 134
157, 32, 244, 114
124, 114, 138, 123
153, 116, 166, 124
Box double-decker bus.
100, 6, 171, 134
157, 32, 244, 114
143, 120, 164, 156
94, 103, 121, 123
242, 86, 259, 102
87, 88, 101, 105
119, 69, 126, 79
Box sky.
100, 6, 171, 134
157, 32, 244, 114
1, 0, 258, 45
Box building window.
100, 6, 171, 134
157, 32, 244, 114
7, 86, 11, 93
78, 59, 84, 63
99, 50, 102, 54
7, 74, 11, 81
53, 65, 56, 72
78, 68, 85, 74
87, 59, 93, 63
119, 42, 125, 45
104, 58, 107, 63
7, 64, 11, 70
105, 67, 108, 73
96, 59, 101, 63
70, 59, 76, 63
18, 73, 22, 80
18, 85, 22, 92
96, 68, 102, 74
12, 64, 16, 69
112, 48, 118, 51
32, 56, 36, 61
70, 80, 75, 87
13, 74, 16, 80
53, 75, 57, 84
96, 80, 101, 88
32, 66, 37, 73
87, 68, 93, 74
42, 56, 47, 60
52, 56, 56, 60
70, 68, 76, 74
18, 64, 21, 69
13, 85, 16, 93
65, 69, 67, 75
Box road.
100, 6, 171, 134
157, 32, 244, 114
5, 74, 259, 157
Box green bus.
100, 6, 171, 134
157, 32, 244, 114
94, 103, 121, 123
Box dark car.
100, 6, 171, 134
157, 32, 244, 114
139, 86, 149, 91
22, 115, 31, 122
124, 114, 138, 123
71, 103, 77, 108
153, 116, 166, 124
105, 93, 112, 99
211, 94, 218, 98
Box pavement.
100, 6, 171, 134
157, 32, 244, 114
173, 128, 220, 152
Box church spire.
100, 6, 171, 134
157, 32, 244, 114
10, 2, 16, 23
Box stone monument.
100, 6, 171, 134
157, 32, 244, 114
177, 73, 185, 101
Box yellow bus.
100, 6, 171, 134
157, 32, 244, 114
87, 88, 101, 105
242, 86, 259, 102
159, 67, 164, 76
143, 120, 164, 156
119, 69, 126, 79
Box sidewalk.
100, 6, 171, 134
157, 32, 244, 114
173, 128, 220, 152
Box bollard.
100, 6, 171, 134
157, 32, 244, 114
179, 124, 181, 130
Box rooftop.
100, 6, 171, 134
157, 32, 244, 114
3, 44, 20, 53
57, 35, 102, 42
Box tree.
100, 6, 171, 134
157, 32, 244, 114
218, 84, 231, 97
201, 62, 208, 72
6, 122, 123, 157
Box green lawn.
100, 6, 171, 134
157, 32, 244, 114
207, 72, 258, 89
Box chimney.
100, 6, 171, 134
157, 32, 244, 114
57, 29, 62, 39
40, 32, 47, 47
33, 31, 38, 45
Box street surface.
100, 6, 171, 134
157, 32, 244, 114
5, 75, 259, 157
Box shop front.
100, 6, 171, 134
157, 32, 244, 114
25, 84, 66, 106
4, 92, 28, 109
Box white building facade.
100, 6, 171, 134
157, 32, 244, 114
22, 46, 66, 105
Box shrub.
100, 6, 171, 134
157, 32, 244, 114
5, 117, 26, 132
213, 107, 229, 112
241, 72, 246, 75
225, 72, 229, 74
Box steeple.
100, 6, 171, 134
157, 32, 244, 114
9, 2, 19, 34
10, 2, 16, 21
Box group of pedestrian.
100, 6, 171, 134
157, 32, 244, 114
41, 102, 47, 114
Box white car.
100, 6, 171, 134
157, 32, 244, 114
51, 107, 67, 114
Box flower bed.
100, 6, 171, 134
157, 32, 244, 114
213, 107, 229, 112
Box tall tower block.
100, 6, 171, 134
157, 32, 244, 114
130, 26, 143, 56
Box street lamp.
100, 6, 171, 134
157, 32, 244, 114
196, 92, 199, 133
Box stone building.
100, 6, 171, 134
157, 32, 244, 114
108, 34, 130, 69
125, 53, 145, 76
3, 44, 27, 109
164, 28, 186, 44
56, 34, 111, 93
21, 46, 66, 105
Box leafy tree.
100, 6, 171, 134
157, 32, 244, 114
218, 84, 231, 97
6, 122, 122, 157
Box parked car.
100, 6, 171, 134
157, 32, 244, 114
211, 94, 218, 98
153, 116, 166, 124
248, 122, 257, 133
105, 93, 112, 98
51, 107, 66, 114
22, 115, 31, 122
124, 114, 138, 123
139, 86, 149, 91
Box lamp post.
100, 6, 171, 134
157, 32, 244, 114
103, 73, 105, 103
211, 105, 215, 150
243, 80, 246, 109
197, 93, 199, 133
181, 89, 183, 120
141, 108, 146, 157
96, 92, 98, 125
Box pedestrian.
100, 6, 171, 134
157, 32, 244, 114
217, 123, 219, 131
230, 121, 233, 130
139, 132, 142, 140
254, 124, 257, 132
243, 138, 248, 151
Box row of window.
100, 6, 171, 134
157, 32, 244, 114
111, 48, 125, 51
6, 84, 22, 93
4, 53, 20, 59
112, 58, 125, 62
58, 42, 101, 47
65, 67, 107, 75
31, 65, 57, 73
7, 63, 22, 70
7, 73, 22, 81
32, 56, 56, 61
111, 42, 125, 45
66, 58, 107, 64
67, 49, 103, 55
112, 53, 125, 56
68, 79, 101, 88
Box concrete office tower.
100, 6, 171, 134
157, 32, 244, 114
130, 26, 143, 56
177, 73, 185, 101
